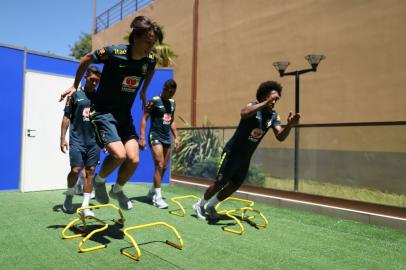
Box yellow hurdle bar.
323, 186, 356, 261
215, 197, 255, 215
242, 208, 269, 228
169, 195, 200, 217
223, 207, 269, 235
122, 222, 184, 261
61, 204, 125, 253
224, 209, 245, 235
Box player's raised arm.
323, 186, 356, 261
240, 95, 275, 119
59, 53, 94, 102
273, 111, 301, 141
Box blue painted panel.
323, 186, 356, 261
27, 53, 77, 76
98, 69, 174, 185
0, 46, 24, 190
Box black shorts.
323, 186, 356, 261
148, 133, 171, 148
216, 151, 250, 186
69, 143, 100, 167
91, 111, 138, 148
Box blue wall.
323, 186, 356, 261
0, 46, 25, 190
26, 53, 78, 76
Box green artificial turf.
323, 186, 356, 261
0, 183, 405, 270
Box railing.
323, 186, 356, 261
95, 0, 154, 33
171, 121, 406, 208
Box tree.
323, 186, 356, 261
70, 32, 92, 60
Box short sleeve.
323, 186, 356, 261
145, 99, 154, 113
91, 46, 113, 64
272, 112, 282, 127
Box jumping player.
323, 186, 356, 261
193, 81, 300, 220
60, 16, 163, 210
139, 79, 179, 209
60, 66, 101, 216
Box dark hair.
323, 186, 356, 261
129, 16, 163, 45
163, 79, 177, 90
86, 66, 101, 76
256, 81, 282, 102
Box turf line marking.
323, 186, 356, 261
170, 179, 406, 222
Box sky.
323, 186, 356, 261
0, 0, 115, 57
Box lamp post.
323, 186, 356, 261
273, 54, 325, 192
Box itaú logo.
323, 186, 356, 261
126, 77, 137, 86
121, 76, 140, 92
163, 113, 172, 124
248, 128, 264, 142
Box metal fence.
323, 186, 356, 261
172, 121, 406, 208
95, 0, 153, 33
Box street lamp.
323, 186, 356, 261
273, 54, 325, 192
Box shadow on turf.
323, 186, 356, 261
47, 222, 124, 246
120, 243, 183, 268
53, 203, 84, 214
129, 195, 153, 205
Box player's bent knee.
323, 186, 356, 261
113, 153, 127, 163
154, 160, 165, 170
71, 167, 82, 174
127, 156, 139, 166
85, 167, 96, 174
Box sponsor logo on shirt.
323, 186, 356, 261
248, 128, 264, 142
121, 76, 140, 92
163, 113, 172, 125
114, 49, 127, 55
82, 107, 90, 122
98, 48, 108, 60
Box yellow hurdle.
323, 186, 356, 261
223, 207, 269, 235
169, 195, 200, 217
122, 222, 184, 261
61, 204, 125, 253
215, 197, 255, 215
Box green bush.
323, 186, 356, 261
246, 164, 267, 187
186, 157, 220, 179
171, 128, 222, 175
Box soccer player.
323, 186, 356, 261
193, 81, 300, 220
60, 16, 163, 210
60, 66, 101, 216
139, 79, 179, 209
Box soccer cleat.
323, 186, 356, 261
92, 177, 109, 204
146, 189, 155, 201
109, 185, 133, 210
205, 205, 221, 221
90, 192, 96, 199
80, 208, 95, 217
152, 194, 168, 209
63, 195, 74, 213
193, 203, 206, 220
